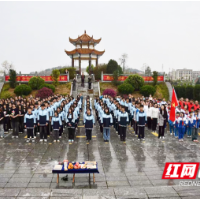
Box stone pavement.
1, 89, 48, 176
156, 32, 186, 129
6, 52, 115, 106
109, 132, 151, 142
0, 122, 200, 198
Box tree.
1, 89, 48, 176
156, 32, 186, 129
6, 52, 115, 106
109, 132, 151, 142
86, 64, 94, 74
145, 66, 151, 76
124, 74, 144, 90
28, 76, 45, 90
119, 54, 128, 73
51, 69, 60, 86
112, 69, 123, 86
1, 61, 14, 73
106, 59, 123, 74
59, 67, 76, 79
9, 69, 17, 88
152, 71, 158, 86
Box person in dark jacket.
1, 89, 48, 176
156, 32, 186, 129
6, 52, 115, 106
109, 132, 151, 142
3, 104, 9, 133
66, 108, 75, 143
18, 105, 25, 133
84, 109, 95, 142
10, 104, 19, 138
0, 107, 4, 138
118, 106, 129, 141
136, 105, 147, 140
37, 104, 49, 142
51, 111, 62, 142
24, 108, 36, 142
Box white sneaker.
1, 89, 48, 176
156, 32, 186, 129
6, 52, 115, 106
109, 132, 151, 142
53, 140, 56, 143
59, 136, 61, 139
15, 136, 18, 138
44, 139, 47, 142
163, 137, 165, 139
116, 131, 118, 133
72, 140, 74, 142
142, 138, 145, 141
34, 136, 36, 139
37, 132, 40, 135
68, 140, 71, 142
57, 140, 60, 142
138, 139, 140, 140
39, 139, 43, 142
170, 133, 172, 135
12, 136, 15, 139
26, 139, 30, 143
32, 140, 35, 143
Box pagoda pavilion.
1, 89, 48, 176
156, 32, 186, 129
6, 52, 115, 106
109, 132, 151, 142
65, 31, 105, 74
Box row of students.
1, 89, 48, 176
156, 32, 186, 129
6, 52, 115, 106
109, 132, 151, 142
0, 95, 83, 143
97, 95, 200, 142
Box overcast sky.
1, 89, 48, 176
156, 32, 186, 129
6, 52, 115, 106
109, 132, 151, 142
1, 1, 200, 74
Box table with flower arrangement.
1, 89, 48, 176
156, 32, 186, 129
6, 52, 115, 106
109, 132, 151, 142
52, 161, 99, 184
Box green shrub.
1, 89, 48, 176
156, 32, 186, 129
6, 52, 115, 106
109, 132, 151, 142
118, 83, 134, 94
14, 84, 32, 96
39, 83, 55, 92
0, 91, 12, 99
124, 74, 144, 90
140, 85, 156, 97
28, 76, 45, 90
59, 67, 76, 79
194, 85, 200, 101
185, 85, 194, 99
174, 85, 186, 99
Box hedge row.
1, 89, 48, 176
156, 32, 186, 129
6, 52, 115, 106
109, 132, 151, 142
174, 85, 200, 101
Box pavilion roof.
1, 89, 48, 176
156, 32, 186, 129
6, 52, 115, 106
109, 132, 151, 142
65, 48, 105, 56
69, 30, 101, 45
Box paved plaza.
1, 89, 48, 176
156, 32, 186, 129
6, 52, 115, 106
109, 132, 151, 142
0, 121, 200, 198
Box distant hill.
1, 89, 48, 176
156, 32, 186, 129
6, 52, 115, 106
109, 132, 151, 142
125, 68, 144, 74
30, 66, 71, 76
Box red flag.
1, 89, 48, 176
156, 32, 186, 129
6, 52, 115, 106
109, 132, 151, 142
169, 88, 179, 122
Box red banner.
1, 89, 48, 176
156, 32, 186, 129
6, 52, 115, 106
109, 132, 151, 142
5, 75, 68, 82
103, 75, 164, 82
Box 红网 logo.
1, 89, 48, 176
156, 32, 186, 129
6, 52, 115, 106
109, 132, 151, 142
162, 163, 199, 179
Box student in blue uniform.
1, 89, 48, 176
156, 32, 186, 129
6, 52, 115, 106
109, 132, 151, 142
134, 103, 140, 136
84, 108, 95, 142
174, 112, 180, 138
118, 106, 129, 141
51, 111, 62, 142
24, 107, 36, 143
37, 104, 49, 142
136, 105, 147, 140
101, 107, 113, 142
178, 112, 186, 142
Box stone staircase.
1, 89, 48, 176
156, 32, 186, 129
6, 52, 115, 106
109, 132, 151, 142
73, 75, 99, 99
165, 81, 173, 101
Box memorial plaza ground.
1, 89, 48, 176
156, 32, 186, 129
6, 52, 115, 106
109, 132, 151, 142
0, 122, 200, 199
